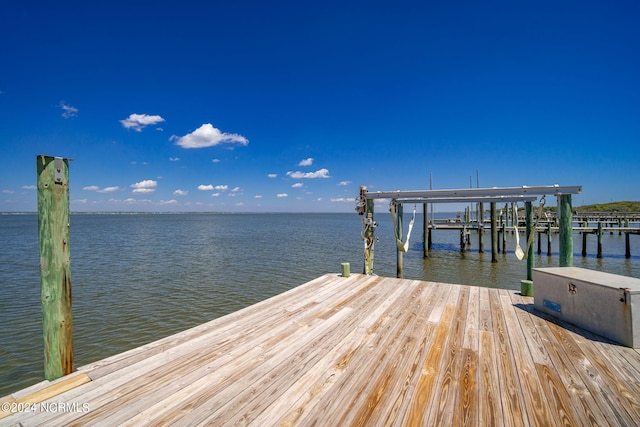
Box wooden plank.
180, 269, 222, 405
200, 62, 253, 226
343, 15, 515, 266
498, 290, 553, 426
430, 286, 469, 427
488, 288, 527, 427
478, 330, 501, 427
0, 374, 91, 420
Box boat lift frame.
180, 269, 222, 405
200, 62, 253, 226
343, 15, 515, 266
357, 184, 582, 282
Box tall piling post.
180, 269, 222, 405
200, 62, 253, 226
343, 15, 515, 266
597, 221, 603, 258
626, 233, 631, 259
478, 202, 484, 252
525, 201, 535, 281
547, 222, 552, 256
363, 196, 375, 275
396, 202, 404, 278
490, 202, 498, 262
423, 203, 429, 258
37, 155, 74, 380
559, 194, 573, 267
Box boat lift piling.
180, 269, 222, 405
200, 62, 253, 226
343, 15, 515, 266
357, 185, 582, 288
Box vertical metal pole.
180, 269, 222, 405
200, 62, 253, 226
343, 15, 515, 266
525, 201, 535, 281
37, 155, 74, 380
559, 194, 573, 267
396, 203, 403, 278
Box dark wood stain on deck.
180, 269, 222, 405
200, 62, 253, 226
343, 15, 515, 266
2, 274, 640, 426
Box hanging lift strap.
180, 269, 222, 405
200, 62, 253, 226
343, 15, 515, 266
390, 202, 416, 253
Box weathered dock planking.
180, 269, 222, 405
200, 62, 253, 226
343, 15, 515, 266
2, 274, 640, 426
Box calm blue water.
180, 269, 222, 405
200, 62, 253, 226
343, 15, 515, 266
1, 212, 639, 396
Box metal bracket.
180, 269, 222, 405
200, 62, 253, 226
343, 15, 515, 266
54, 157, 64, 185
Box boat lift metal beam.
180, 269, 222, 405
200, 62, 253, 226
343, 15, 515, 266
391, 196, 538, 204
363, 185, 582, 201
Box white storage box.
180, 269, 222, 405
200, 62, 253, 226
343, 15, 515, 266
533, 267, 640, 348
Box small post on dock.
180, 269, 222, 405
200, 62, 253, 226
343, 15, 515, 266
36, 155, 74, 380
490, 202, 498, 262
559, 194, 573, 267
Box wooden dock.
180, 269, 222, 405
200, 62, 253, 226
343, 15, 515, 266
2, 274, 640, 426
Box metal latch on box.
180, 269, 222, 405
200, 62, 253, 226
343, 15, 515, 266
620, 288, 630, 305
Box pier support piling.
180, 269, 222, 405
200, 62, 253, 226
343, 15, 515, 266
525, 201, 535, 281
396, 203, 403, 279
559, 194, 574, 267
491, 202, 498, 262
37, 155, 74, 381
597, 221, 603, 259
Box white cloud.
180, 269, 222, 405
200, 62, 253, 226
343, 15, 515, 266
212, 159, 221, 163
83, 185, 120, 193
211, 193, 221, 197
231, 187, 241, 192
338, 181, 351, 186
292, 183, 303, 188
169, 157, 180, 161
255, 195, 263, 198
160, 200, 178, 205
174, 189, 188, 196
99, 186, 120, 193
277, 193, 288, 198
172, 123, 248, 148
59, 101, 78, 118
267, 174, 278, 178
2, 189, 14, 194
22, 185, 36, 190
131, 179, 157, 193
198, 184, 214, 191
331, 197, 355, 202
298, 158, 313, 166
120, 113, 165, 132
286, 168, 330, 179
215, 185, 228, 191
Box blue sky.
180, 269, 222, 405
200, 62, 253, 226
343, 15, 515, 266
1, 1, 638, 212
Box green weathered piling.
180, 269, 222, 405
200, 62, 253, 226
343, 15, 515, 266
490, 202, 498, 263
37, 155, 74, 380
559, 195, 573, 267
525, 201, 535, 281
396, 203, 403, 278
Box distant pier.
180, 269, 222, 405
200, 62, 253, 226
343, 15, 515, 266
429, 212, 640, 259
